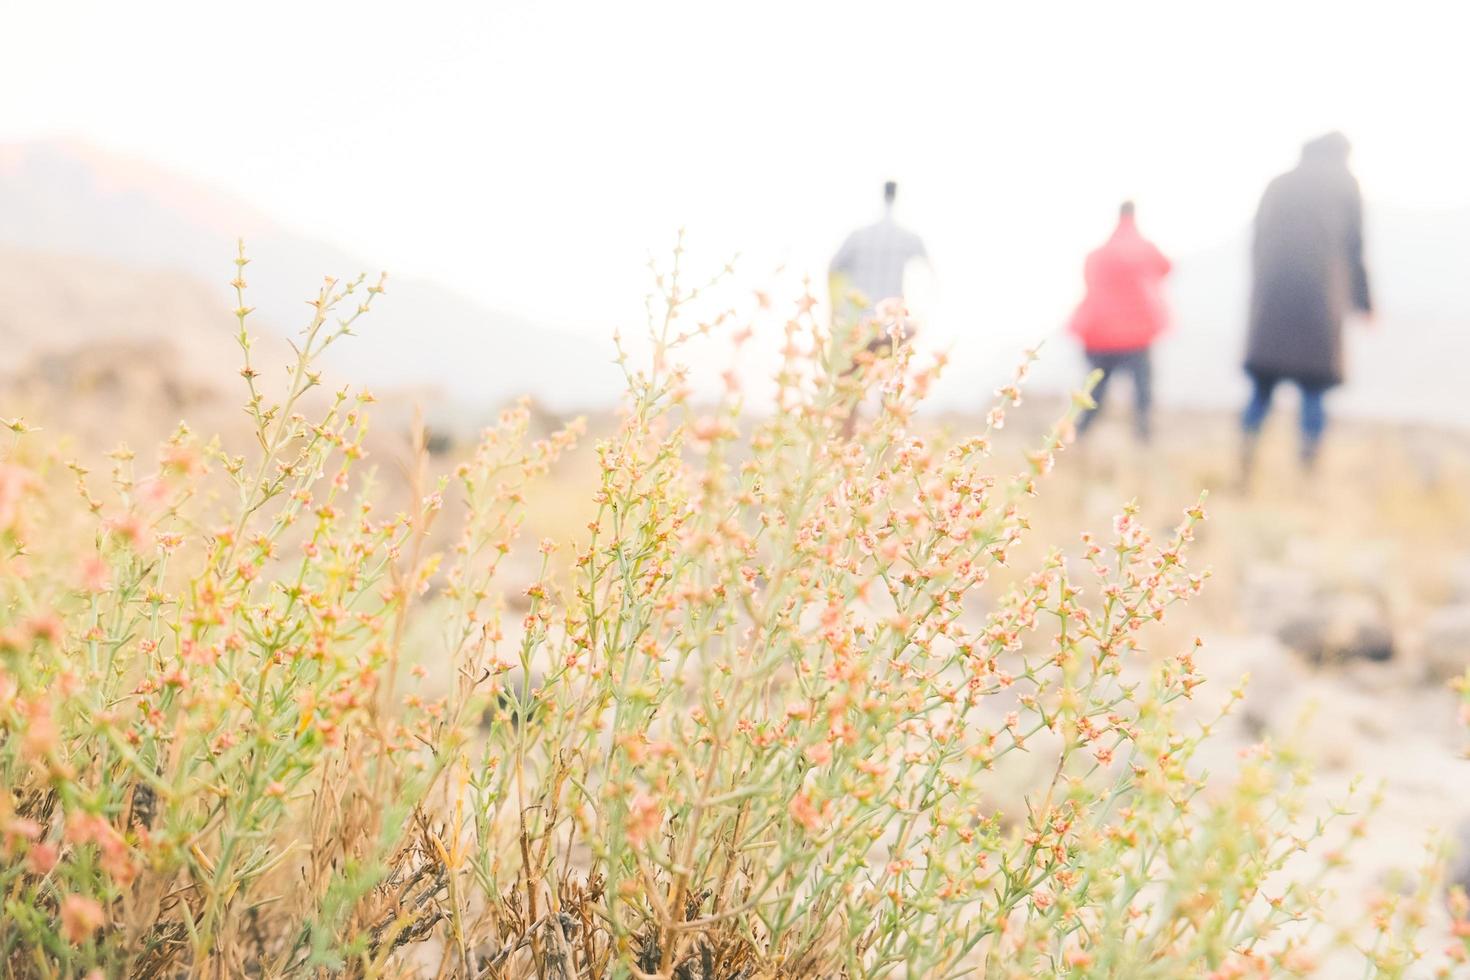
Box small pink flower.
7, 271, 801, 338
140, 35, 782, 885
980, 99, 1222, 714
2, 815, 42, 856
59, 894, 105, 943
20, 699, 57, 761
788, 791, 831, 833
625, 794, 661, 846
105, 514, 149, 551
26, 841, 58, 874
25, 613, 63, 645
79, 555, 111, 593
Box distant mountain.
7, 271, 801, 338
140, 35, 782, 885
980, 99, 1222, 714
5, 140, 1465, 426
0, 243, 295, 450
0, 140, 621, 411
1158, 204, 1470, 425
0, 243, 255, 383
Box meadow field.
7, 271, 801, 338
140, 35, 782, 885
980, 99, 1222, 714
1, 257, 1469, 978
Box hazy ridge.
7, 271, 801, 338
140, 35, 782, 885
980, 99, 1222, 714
3, 139, 1468, 426
0, 140, 622, 413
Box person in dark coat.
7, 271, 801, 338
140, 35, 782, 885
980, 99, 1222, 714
1242, 131, 1372, 475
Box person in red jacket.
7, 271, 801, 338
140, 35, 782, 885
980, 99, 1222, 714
1068, 200, 1172, 443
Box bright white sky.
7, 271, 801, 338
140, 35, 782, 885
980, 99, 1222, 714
5, 0, 1470, 369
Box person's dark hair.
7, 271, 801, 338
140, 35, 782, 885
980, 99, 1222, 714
1119, 200, 1136, 219
883, 180, 897, 204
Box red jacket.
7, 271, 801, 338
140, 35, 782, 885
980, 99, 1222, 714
1068, 216, 1172, 352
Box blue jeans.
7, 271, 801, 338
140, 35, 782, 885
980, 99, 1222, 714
1241, 371, 1328, 460
1077, 348, 1153, 442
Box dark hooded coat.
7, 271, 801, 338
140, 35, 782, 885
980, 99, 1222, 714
1245, 134, 1372, 387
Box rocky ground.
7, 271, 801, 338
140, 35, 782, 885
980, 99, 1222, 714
1016, 402, 1470, 972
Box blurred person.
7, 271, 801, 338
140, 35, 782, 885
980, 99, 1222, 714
829, 180, 929, 344
1242, 131, 1372, 476
1068, 200, 1172, 443
830, 180, 929, 435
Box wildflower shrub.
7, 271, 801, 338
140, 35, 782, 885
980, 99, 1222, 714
0, 244, 1365, 977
